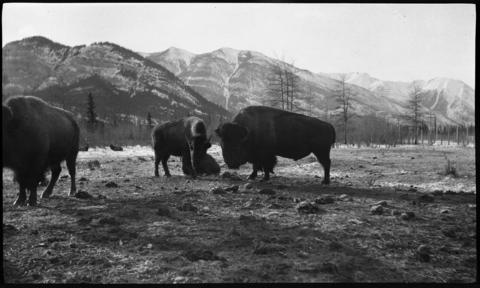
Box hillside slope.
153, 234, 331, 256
2, 36, 230, 123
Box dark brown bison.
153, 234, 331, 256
152, 116, 211, 178
2, 96, 80, 206
215, 106, 335, 183
182, 153, 220, 176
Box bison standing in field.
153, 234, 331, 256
215, 106, 335, 183
2, 96, 80, 206
152, 116, 212, 178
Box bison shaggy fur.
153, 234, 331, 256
2, 96, 79, 206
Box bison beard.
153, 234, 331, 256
215, 106, 335, 183
2, 96, 79, 206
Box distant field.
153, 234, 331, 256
3, 145, 476, 283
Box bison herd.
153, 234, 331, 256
2, 95, 335, 206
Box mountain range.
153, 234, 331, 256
2, 36, 230, 124
2, 36, 475, 126
145, 47, 475, 125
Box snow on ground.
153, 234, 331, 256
5, 144, 472, 194
334, 143, 475, 149
77, 144, 223, 162
78, 145, 154, 161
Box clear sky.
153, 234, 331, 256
2, 3, 476, 88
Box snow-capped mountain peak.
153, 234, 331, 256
211, 47, 240, 65
422, 78, 466, 95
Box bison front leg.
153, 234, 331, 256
260, 154, 277, 182
13, 181, 27, 206
182, 153, 196, 178
154, 152, 161, 177
247, 163, 260, 180
161, 155, 171, 177
183, 150, 197, 178
27, 184, 38, 206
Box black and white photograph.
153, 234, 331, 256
2, 3, 476, 283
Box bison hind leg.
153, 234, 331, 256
66, 153, 77, 196
41, 163, 61, 199
313, 150, 331, 184
38, 172, 49, 186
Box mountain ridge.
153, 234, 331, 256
146, 46, 475, 125
2, 36, 230, 124
2, 36, 474, 126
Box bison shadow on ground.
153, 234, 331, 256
3, 174, 475, 282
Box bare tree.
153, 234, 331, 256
405, 83, 424, 145
284, 68, 302, 112
265, 63, 286, 109
86, 92, 97, 132
146, 111, 154, 128
265, 56, 301, 112
334, 74, 353, 144
303, 83, 315, 116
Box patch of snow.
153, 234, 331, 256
151, 89, 168, 100
163, 47, 195, 67
213, 47, 240, 65
223, 52, 240, 109
78, 145, 154, 161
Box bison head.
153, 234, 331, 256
215, 123, 249, 169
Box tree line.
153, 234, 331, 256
263, 58, 474, 147
49, 65, 473, 148
81, 92, 228, 147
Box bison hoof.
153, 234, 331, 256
41, 193, 51, 199
321, 180, 330, 185
165, 174, 171, 178
69, 191, 76, 196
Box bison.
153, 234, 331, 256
152, 116, 211, 178
182, 153, 220, 176
215, 106, 335, 183
2, 96, 80, 206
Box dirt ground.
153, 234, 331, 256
2, 145, 477, 283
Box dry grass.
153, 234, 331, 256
2, 145, 476, 283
